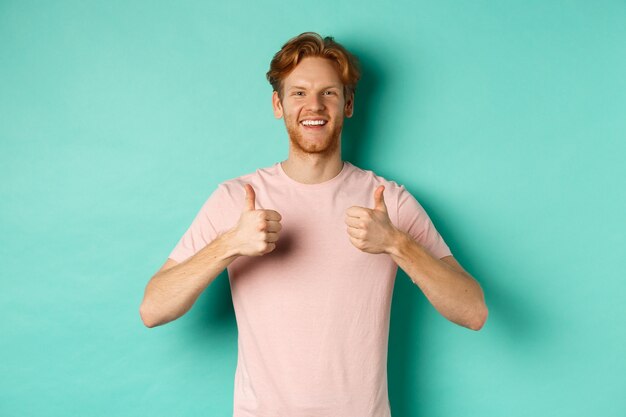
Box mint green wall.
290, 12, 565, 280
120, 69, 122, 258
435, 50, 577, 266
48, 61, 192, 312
1, 1, 624, 416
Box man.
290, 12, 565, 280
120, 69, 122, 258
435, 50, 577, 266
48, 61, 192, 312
140, 32, 488, 417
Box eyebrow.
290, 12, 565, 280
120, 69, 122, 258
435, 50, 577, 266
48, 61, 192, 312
288, 85, 342, 91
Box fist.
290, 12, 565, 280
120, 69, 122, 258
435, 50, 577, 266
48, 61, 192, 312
345, 185, 398, 254
230, 184, 282, 257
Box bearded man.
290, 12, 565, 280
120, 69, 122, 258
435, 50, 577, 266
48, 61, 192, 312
140, 32, 488, 417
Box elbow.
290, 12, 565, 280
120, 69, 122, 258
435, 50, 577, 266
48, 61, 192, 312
139, 303, 159, 328
468, 304, 488, 331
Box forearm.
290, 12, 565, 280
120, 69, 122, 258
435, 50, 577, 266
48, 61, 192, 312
388, 230, 487, 330
140, 230, 240, 328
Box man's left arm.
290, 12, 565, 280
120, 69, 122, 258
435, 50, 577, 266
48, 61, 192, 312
388, 231, 488, 331
345, 185, 488, 331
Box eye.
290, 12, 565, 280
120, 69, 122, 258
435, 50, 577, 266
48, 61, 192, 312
293, 91, 305, 96
323, 91, 335, 96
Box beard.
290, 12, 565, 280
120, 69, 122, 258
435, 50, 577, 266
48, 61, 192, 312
285, 116, 343, 157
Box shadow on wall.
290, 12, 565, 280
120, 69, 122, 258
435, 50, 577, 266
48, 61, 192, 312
341, 45, 384, 168
181, 270, 236, 350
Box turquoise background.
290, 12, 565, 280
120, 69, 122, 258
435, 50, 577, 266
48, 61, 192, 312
1, 1, 624, 416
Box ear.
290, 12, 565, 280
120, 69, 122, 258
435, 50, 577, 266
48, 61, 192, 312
272, 91, 283, 119
344, 92, 354, 118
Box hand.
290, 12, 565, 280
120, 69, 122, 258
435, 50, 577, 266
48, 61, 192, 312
229, 184, 282, 257
345, 185, 399, 254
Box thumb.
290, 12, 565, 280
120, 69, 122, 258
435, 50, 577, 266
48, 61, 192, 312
374, 185, 387, 213
244, 184, 256, 211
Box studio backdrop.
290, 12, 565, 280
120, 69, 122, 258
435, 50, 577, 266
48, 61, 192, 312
1, 1, 624, 416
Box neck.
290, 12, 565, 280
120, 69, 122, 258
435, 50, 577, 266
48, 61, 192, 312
281, 151, 344, 185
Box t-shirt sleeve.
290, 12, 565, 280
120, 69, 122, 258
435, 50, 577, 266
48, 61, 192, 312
168, 184, 227, 263
396, 185, 452, 259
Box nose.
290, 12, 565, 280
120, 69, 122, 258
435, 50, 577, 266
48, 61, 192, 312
305, 93, 325, 112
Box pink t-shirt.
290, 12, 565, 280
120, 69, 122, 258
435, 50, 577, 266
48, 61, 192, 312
168, 161, 452, 417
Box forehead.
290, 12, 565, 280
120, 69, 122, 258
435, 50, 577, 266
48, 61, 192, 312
283, 56, 343, 89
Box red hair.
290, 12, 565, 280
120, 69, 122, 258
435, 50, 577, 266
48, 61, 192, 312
266, 32, 361, 100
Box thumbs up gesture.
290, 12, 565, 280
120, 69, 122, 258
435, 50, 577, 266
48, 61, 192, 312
345, 185, 399, 254
229, 184, 282, 257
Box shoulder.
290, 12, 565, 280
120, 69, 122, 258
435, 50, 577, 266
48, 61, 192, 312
216, 162, 278, 191
209, 162, 280, 206
345, 161, 408, 197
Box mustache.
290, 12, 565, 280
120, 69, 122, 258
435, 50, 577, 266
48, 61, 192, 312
299, 113, 329, 119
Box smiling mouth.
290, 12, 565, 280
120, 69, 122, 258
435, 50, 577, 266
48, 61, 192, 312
300, 119, 328, 127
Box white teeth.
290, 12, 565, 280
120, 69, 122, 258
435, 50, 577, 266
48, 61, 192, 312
301, 120, 326, 126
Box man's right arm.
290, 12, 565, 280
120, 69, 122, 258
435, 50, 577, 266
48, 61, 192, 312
139, 183, 282, 328
139, 230, 240, 328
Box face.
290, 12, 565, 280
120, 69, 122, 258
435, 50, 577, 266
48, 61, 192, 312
272, 57, 354, 156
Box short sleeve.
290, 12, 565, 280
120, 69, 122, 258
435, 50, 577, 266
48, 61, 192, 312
396, 185, 452, 259
168, 184, 227, 263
